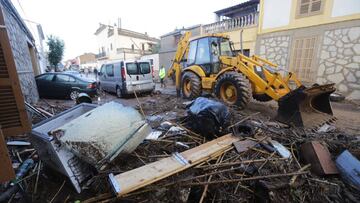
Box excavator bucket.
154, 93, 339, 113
276, 84, 336, 129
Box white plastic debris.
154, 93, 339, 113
175, 141, 190, 149
317, 124, 336, 133
269, 140, 291, 159
146, 131, 163, 140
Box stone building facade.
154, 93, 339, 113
317, 26, 360, 98
256, 20, 360, 99
1, 0, 39, 103
258, 35, 291, 70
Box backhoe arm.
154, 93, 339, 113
167, 32, 191, 97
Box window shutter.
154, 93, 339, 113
0, 8, 31, 137
300, 0, 310, 14
291, 36, 317, 82
311, 0, 322, 12
298, 0, 323, 16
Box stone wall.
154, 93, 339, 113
258, 35, 291, 69
2, 5, 39, 103
317, 27, 360, 99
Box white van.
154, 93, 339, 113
98, 60, 155, 97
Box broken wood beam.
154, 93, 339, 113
110, 134, 239, 196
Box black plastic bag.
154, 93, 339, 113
185, 97, 230, 138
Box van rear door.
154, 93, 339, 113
125, 61, 154, 92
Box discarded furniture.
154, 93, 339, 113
336, 150, 360, 190
109, 134, 239, 196
31, 103, 97, 193
31, 102, 151, 193
301, 141, 338, 176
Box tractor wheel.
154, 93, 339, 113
252, 93, 272, 102
215, 72, 251, 109
181, 71, 202, 99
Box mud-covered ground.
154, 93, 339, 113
14, 85, 359, 203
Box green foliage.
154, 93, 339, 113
150, 44, 160, 54
47, 35, 64, 68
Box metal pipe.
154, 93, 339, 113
240, 29, 244, 54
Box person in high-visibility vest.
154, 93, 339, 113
159, 65, 166, 88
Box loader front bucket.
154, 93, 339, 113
276, 84, 336, 129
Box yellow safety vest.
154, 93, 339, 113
159, 68, 166, 79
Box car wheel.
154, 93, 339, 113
116, 86, 122, 98
70, 90, 80, 100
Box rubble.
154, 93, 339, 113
1, 93, 360, 202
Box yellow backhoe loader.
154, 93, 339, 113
167, 32, 336, 129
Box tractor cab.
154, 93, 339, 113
186, 36, 234, 76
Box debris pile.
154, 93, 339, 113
1, 94, 359, 202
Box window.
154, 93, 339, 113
174, 35, 181, 46
55, 74, 71, 82
114, 62, 121, 76
37, 74, 53, 81
149, 59, 154, 65
131, 44, 135, 51
290, 36, 318, 82
110, 43, 113, 50
195, 38, 210, 64
187, 41, 197, 65
220, 38, 233, 56
297, 0, 323, 17
69, 76, 76, 82
142, 43, 145, 51
106, 64, 114, 77
126, 63, 138, 75
139, 62, 150, 74
100, 65, 106, 74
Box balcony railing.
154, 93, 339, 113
116, 48, 152, 55
203, 12, 258, 34
96, 52, 108, 59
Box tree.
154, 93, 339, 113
47, 35, 64, 71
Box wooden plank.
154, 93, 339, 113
0, 128, 15, 182
113, 134, 239, 196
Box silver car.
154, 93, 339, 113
98, 60, 155, 97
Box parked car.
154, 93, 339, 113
35, 72, 97, 100
63, 70, 81, 77
98, 60, 155, 98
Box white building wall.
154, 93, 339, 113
262, 0, 291, 29
96, 27, 158, 61
332, 0, 360, 17
141, 53, 159, 70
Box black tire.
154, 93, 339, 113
181, 71, 202, 99
252, 93, 272, 102
116, 86, 122, 98
215, 72, 251, 109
